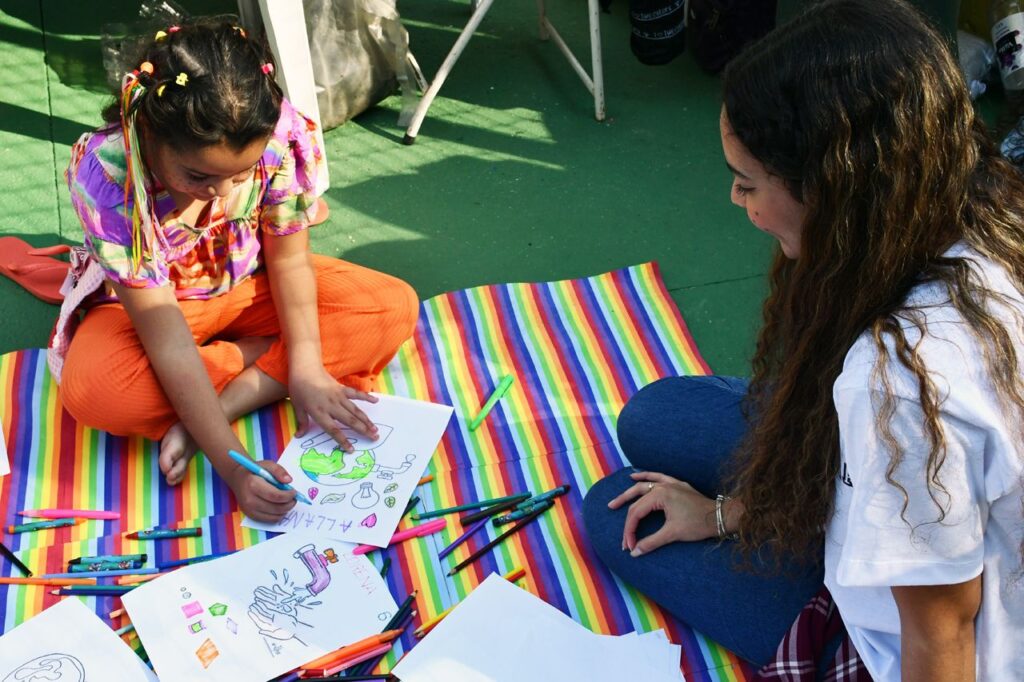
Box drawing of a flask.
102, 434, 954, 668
352, 482, 380, 509
294, 544, 338, 596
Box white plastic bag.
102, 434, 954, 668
304, 0, 420, 129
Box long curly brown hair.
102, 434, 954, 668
722, 0, 1024, 564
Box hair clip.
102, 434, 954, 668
167, 26, 180, 33
139, 61, 154, 75
175, 72, 189, 86
156, 84, 167, 97
234, 26, 247, 38
154, 30, 168, 41
261, 63, 274, 75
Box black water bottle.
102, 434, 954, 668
629, 0, 687, 65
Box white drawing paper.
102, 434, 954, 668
392, 574, 686, 682
122, 534, 398, 682
243, 393, 453, 546
0, 597, 156, 681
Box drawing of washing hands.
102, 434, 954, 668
247, 582, 316, 645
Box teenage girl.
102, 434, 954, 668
55, 20, 418, 522
583, 1, 1023, 679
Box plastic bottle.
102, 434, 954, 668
991, 0, 1024, 108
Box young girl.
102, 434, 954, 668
54, 20, 418, 523
583, 1, 1023, 679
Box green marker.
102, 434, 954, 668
7, 518, 81, 534
468, 374, 515, 431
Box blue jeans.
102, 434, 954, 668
582, 376, 824, 666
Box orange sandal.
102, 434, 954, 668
0, 237, 71, 304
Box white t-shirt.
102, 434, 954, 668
826, 243, 1024, 681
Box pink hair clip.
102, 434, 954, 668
261, 63, 274, 75
167, 26, 180, 33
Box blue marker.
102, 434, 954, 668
514, 484, 572, 511
227, 450, 312, 505
157, 551, 236, 570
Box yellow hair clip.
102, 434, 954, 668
156, 84, 167, 97
154, 30, 167, 41
233, 26, 247, 38
175, 72, 188, 86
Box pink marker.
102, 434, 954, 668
19, 509, 120, 521
351, 518, 447, 555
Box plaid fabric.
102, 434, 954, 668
756, 586, 872, 682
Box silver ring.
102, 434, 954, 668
646, 482, 655, 493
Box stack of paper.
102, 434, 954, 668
393, 574, 686, 682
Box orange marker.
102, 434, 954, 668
0, 577, 97, 586
300, 628, 403, 670
418, 474, 434, 485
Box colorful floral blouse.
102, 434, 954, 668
65, 98, 325, 302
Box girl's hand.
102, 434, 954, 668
228, 459, 297, 523
608, 471, 719, 556
289, 365, 379, 451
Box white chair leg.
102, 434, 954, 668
404, 0, 497, 144
588, 0, 606, 121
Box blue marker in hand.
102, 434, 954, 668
228, 450, 312, 505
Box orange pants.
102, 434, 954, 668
60, 255, 419, 441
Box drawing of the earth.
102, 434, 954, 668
4, 654, 85, 682
299, 446, 375, 485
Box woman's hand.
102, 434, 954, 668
289, 364, 379, 451
608, 471, 719, 556
227, 459, 297, 523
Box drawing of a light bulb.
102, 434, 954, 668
352, 482, 380, 509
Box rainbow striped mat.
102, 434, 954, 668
0, 263, 754, 681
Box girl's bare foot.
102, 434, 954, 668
159, 421, 199, 486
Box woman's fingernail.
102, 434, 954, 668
630, 548, 643, 558
621, 543, 627, 551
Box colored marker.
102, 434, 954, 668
117, 573, 163, 585
448, 504, 550, 576
515, 484, 572, 510
437, 517, 489, 560
115, 623, 136, 636
70, 553, 146, 565
51, 586, 134, 597
156, 550, 236, 570
70, 560, 143, 573
7, 518, 82, 533
494, 500, 554, 526
468, 374, 514, 431
228, 450, 312, 505
379, 556, 391, 578
458, 496, 529, 525
41, 567, 162, 580
0, 540, 32, 576
347, 608, 416, 676
125, 527, 202, 540
402, 495, 420, 517
417, 474, 434, 485
412, 493, 531, 521
19, 509, 120, 521
300, 629, 403, 670
351, 519, 446, 555
0, 577, 96, 586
